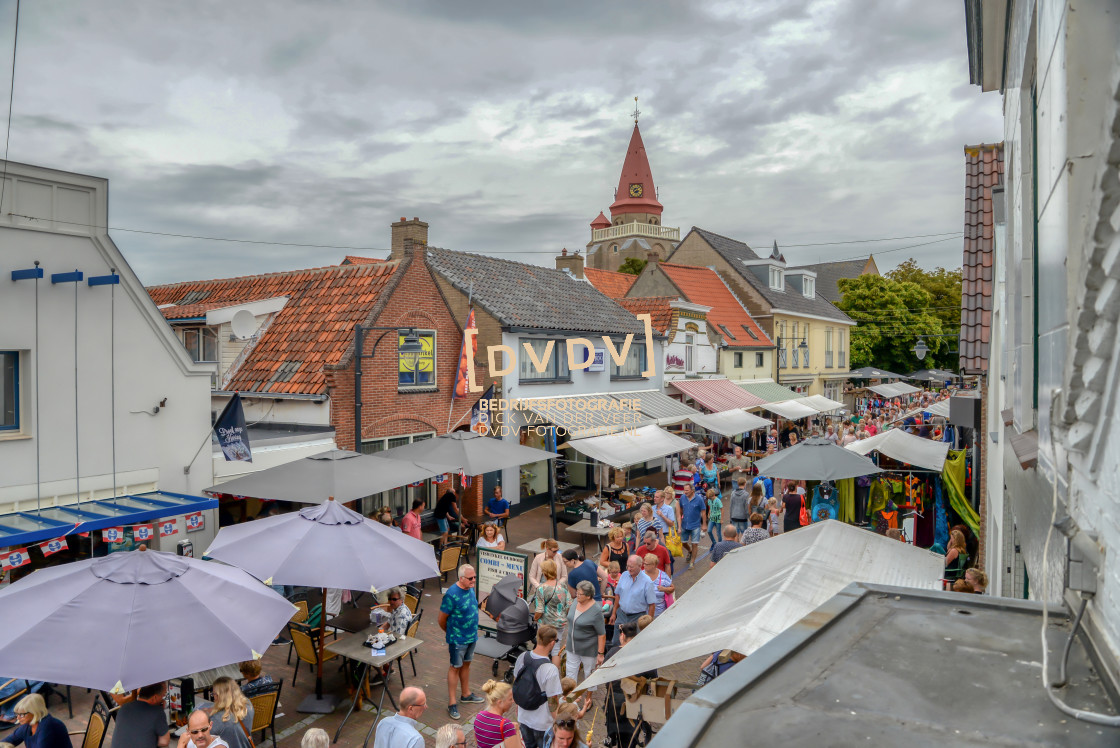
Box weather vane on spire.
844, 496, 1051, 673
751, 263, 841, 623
632, 96, 640, 124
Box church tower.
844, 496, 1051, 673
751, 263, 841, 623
585, 100, 680, 271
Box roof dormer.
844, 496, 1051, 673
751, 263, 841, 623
786, 268, 817, 299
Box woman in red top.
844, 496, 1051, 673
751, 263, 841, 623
473, 679, 523, 748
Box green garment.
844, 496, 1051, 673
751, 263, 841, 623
941, 449, 980, 536
837, 478, 855, 524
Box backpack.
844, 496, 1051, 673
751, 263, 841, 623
512, 652, 550, 710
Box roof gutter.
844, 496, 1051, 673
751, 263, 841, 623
503, 326, 664, 340
212, 390, 328, 402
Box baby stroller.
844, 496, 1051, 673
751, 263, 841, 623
478, 574, 537, 682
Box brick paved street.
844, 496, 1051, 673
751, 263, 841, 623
38, 504, 713, 747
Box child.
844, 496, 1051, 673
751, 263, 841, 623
559, 677, 592, 719
767, 497, 784, 536
706, 488, 722, 546
621, 521, 636, 555
602, 560, 621, 616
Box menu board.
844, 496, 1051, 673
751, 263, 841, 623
476, 547, 528, 632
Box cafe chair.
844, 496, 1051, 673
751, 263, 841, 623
248, 681, 282, 748
287, 600, 311, 665
67, 696, 110, 748
288, 623, 340, 687
403, 591, 421, 615
438, 543, 467, 582
401, 612, 424, 687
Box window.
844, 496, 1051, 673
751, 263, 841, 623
734, 352, 743, 368
180, 326, 218, 363
398, 331, 436, 389
825, 328, 833, 368
612, 343, 647, 379
768, 266, 784, 291
803, 277, 815, 298
717, 324, 733, 341
360, 432, 435, 515
778, 348, 788, 369
685, 334, 694, 372
755, 352, 764, 367
519, 338, 567, 382
1, 352, 17, 430
612, 244, 619, 253
740, 324, 759, 341
838, 330, 846, 368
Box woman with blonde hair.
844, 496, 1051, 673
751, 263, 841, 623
529, 538, 567, 594
472, 679, 523, 748
944, 529, 970, 582
208, 676, 255, 748
477, 522, 506, 551
5, 693, 69, 747
531, 559, 572, 667
599, 527, 629, 572
634, 502, 657, 542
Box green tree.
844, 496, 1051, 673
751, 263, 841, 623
836, 274, 948, 373
618, 257, 647, 276
885, 259, 962, 370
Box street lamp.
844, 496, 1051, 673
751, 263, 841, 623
353, 325, 423, 452
912, 337, 929, 361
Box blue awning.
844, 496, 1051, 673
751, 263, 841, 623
0, 491, 218, 549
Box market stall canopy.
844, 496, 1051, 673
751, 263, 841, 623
669, 378, 767, 412
867, 382, 922, 399
578, 520, 943, 690
758, 399, 818, 421
734, 379, 800, 403
517, 390, 697, 439
0, 548, 294, 692
688, 410, 772, 438
846, 429, 950, 471
909, 368, 960, 382
206, 449, 443, 503
563, 425, 695, 469
897, 399, 952, 422
796, 395, 845, 413
847, 366, 910, 380
753, 437, 882, 481
378, 430, 556, 474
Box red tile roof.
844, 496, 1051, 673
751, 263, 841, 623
961, 143, 1003, 373
341, 255, 383, 265
655, 263, 773, 348
585, 267, 638, 298
616, 296, 675, 335
148, 261, 402, 394
158, 300, 233, 320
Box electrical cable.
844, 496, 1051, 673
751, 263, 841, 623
1039, 474, 1120, 726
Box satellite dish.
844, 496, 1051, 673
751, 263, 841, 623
230, 309, 257, 340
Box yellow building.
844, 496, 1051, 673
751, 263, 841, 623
667, 228, 855, 398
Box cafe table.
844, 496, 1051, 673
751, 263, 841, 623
325, 626, 423, 747
565, 518, 614, 555
515, 537, 579, 555
325, 606, 375, 634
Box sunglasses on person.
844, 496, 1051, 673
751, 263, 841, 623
189, 726, 211, 735
555, 718, 578, 729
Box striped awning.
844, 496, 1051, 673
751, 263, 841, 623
615, 389, 701, 426
669, 378, 766, 412
734, 379, 800, 403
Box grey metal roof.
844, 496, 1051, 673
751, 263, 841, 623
684, 228, 854, 323
790, 257, 873, 302
612, 389, 699, 426
518, 389, 698, 439
734, 379, 800, 403
426, 247, 643, 335
652, 583, 1120, 748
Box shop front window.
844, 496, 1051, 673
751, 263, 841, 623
519, 338, 567, 382
612, 343, 647, 379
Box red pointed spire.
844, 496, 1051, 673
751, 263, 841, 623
609, 123, 663, 218
590, 211, 611, 229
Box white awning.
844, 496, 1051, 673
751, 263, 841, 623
898, 398, 952, 422
564, 425, 695, 469
688, 410, 773, 437
759, 399, 818, 420
578, 520, 943, 690
846, 428, 950, 471
868, 382, 922, 399
796, 395, 845, 413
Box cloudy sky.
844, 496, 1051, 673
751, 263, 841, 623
0, 0, 1002, 285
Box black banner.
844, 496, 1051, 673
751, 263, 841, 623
213, 392, 253, 462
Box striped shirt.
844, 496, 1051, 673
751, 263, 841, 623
473, 709, 517, 748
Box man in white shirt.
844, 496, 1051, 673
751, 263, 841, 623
177, 710, 229, 748
372, 687, 427, 748
512, 625, 564, 748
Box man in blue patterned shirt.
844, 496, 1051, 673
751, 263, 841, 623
439, 564, 485, 720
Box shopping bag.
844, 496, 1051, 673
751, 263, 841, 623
799, 495, 810, 527
666, 528, 684, 557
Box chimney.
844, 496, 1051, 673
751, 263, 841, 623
646, 250, 660, 264
390, 216, 429, 260
555, 248, 584, 279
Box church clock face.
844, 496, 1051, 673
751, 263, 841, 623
629, 183, 643, 198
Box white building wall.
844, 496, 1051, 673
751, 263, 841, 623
985, 0, 1120, 670
0, 162, 213, 518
